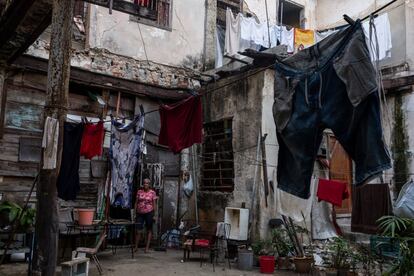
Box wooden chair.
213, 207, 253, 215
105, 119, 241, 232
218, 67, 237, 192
75, 233, 106, 275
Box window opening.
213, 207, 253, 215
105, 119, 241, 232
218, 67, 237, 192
201, 118, 234, 192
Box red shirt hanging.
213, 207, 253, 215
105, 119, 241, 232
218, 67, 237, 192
317, 179, 349, 207
80, 121, 104, 159
158, 95, 203, 154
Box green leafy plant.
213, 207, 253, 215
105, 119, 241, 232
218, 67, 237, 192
0, 201, 36, 230
326, 237, 352, 270
271, 228, 293, 257
377, 215, 414, 276
251, 239, 273, 256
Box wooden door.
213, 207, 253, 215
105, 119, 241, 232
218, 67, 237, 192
328, 135, 353, 214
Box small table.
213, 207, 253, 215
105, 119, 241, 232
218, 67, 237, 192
66, 220, 138, 258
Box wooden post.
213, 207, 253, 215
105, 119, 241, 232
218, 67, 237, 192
0, 67, 6, 139
260, 134, 269, 207
34, 0, 74, 275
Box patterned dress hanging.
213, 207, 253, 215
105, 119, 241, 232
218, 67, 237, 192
110, 115, 145, 208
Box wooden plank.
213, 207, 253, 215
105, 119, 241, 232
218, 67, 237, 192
4, 101, 43, 131
19, 137, 42, 162
383, 74, 414, 90
0, 69, 6, 139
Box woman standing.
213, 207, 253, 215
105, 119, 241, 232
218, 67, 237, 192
134, 178, 158, 253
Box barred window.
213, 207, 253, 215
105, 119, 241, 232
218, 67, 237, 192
201, 119, 234, 192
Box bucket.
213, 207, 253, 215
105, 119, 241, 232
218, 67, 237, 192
238, 250, 253, 271
77, 209, 95, 225
259, 255, 275, 274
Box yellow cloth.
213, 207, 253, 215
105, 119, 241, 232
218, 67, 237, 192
294, 28, 315, 52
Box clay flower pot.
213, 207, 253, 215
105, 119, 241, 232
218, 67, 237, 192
276, 256, 290, 270
292, 255, 314, 273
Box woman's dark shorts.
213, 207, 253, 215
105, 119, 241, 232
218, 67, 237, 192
136, 211, 154, 231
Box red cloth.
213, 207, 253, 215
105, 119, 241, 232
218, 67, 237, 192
80, 121, 104, 159
317, 179, 349, 207
194, 239, 210, 247
158, 96, 203, 154
134, 0, 149, 6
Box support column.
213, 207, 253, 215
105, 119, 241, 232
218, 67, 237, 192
34, 0, 74, 275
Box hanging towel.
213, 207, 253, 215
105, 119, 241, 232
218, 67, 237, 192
317, 179, 349, 207
215, 25, 225, 68
280, 26, 294, 53
351, 183, 393, 234
57, 122, 84, 201
42, 117, 59, 170
224, 8, 241, 56
110, 115, 145, 209
158, 95, 203, 154
294, 28, 315, 52
80, 121, 105, 159
362, 13, 392, 61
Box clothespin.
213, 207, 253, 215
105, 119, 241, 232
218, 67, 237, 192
109, 0, 113, 14
139, 104, 145, 116
343, 14, 355, 25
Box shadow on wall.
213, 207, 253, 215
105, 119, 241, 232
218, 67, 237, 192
180, 54, 203, 70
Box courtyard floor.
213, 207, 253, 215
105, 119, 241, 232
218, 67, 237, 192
0, 249, 297, 276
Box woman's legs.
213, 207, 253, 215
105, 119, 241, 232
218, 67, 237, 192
145, 230, 152, 253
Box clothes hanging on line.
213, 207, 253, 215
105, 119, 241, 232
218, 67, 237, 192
240, 16, 268, 47
294, 28, 315, 52
42, 117, 59, 170
317, 179, 349, 207
273, 21, 391, 199
280, 26, 295, 53
57, 122, 84, 201
80, 121, 105, 160
215, 26, 225, 68
362, 13, 392, 61
110, 115, 145, 209
146, 163, 164, 189
158, 95, 203, 154
351, 183, 392, 234
224, 8, 241, 56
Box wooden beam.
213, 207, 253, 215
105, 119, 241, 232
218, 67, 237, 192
383, 74, 414, 91
13, 55, 189, 101
83, 0, 157, 19
34, 0, 74, 275
0, 0, 37, 44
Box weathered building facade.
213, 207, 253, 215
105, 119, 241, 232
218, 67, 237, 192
1, 0, 413, 245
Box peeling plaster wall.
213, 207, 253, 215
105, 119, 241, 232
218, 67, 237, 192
26, 44, 201, 90
201, 70, 273, 240
88, 1, 206, 69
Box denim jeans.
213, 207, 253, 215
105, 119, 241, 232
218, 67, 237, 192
273, 22, 391, 199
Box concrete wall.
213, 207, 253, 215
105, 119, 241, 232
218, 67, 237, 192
315, 0, 409, 69
88, 1, 206, 69
201, 70, 268, 239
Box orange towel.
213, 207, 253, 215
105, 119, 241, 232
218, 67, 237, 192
294, 29, 315, 52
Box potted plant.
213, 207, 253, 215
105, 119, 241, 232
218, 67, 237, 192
271, 228, 293, 270
288, 217, 314, 274
0, 200, 36, 232
324, 237, 352, 276
251, 239, 272, 267
377, 215, 414, 275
